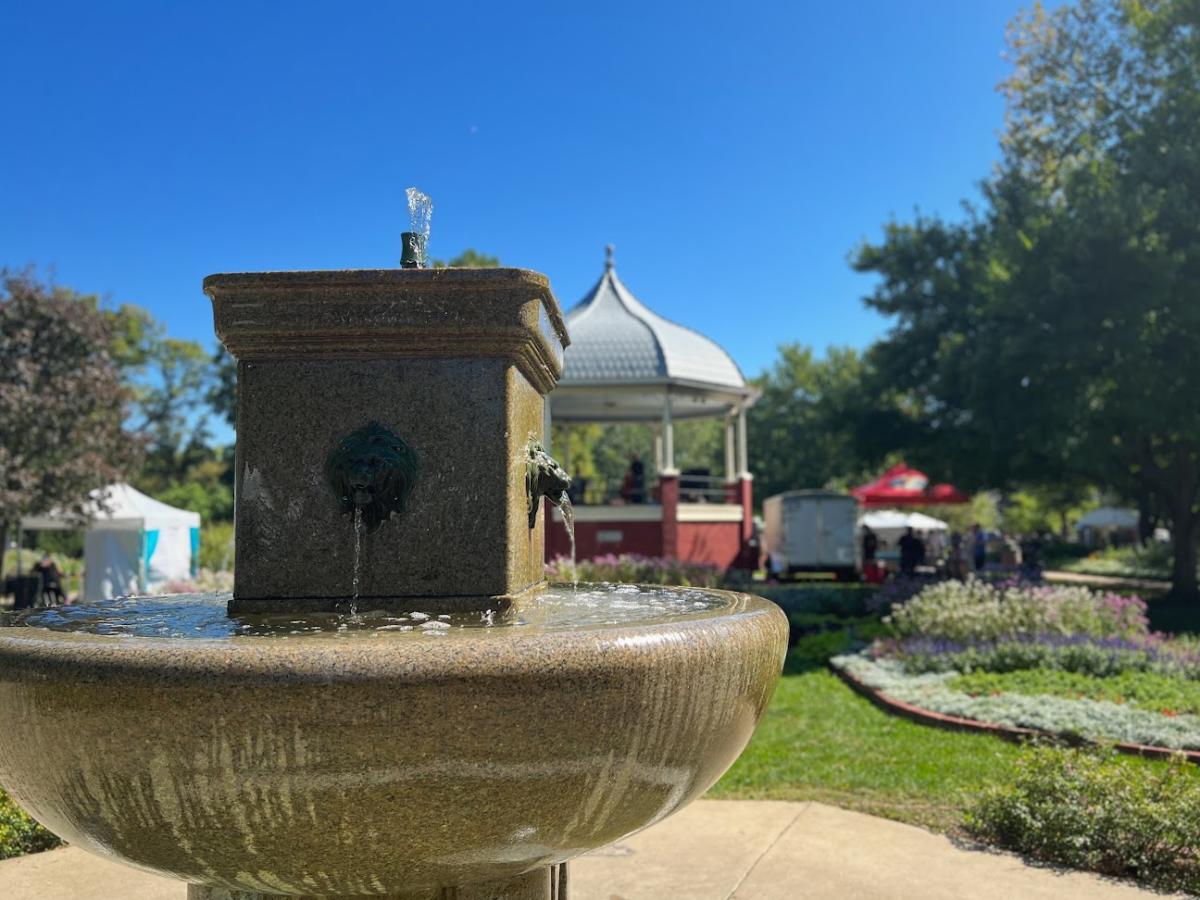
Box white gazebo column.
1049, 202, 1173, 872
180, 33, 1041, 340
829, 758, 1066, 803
736, 408, 750, 478
735, 407, 754, 547
654, 424, 664, 472
660, 393, 676, 475
724, 415, 738, 502
660, 392, 679, 559
543, 402, 553, 453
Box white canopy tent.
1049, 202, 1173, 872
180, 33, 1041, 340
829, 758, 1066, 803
1075, 507, 1140, 548
21, 483, 201, 601
1075, 507, 1139, 530
858, 509, 949, 562
859, 509, 949, 534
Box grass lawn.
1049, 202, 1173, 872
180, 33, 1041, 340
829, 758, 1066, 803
710, 667, 1028, 832
710, 591, 1189, 834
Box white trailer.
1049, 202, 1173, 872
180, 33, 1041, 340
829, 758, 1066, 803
763, 490, 860, 580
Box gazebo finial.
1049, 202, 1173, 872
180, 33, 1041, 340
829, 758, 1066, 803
605, 244, 614, 271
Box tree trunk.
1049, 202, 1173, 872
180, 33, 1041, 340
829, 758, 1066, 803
0, 522, 7, 583
1169, 505, 1199, 603
1137, 495, 1156, 545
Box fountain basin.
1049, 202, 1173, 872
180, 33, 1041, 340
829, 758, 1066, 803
0, 587, 785, 896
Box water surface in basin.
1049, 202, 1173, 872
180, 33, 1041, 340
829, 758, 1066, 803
1, 584, 734, 641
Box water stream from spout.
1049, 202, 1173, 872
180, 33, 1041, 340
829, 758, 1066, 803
558, 493, 577, 592
351, 507, 364, 618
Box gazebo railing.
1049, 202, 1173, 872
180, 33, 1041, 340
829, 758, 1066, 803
676, 473, 731, 504
566, 473, 735, 506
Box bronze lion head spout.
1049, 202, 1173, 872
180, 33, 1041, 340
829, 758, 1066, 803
327, 422, 418, 533
526, 440, 571, 529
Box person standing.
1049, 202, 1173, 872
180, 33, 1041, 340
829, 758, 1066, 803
898, 527, 920, 577
950, 532, 967, 579
971, 523, 987, 573
33, 554, 65, 606
861, 526, 878, 563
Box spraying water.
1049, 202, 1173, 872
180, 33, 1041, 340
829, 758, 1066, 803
558, 493, 577, 592
405, 187, 433, 266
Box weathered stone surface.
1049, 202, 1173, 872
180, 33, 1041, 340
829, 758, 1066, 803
186, 865, 558, 898
204, 270, 567, 609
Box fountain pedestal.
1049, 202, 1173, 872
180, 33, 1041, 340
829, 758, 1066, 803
189, 865, 564, 899
206, 269, 569, 611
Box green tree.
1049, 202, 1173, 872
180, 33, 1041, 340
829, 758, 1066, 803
747, 344, 891, 501
855, 0, 1200, 599
0, 270, 141, 572
134, 338, 214, 488
208, 347, 236, 431
431, 249, 500, 268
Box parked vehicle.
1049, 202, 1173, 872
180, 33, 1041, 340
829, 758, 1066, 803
763, 490, 860, 581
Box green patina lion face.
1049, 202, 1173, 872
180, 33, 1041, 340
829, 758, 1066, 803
526, 440, 571, 529
326, 421, 418, 532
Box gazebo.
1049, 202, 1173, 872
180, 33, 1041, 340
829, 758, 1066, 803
546, 247, 760, 570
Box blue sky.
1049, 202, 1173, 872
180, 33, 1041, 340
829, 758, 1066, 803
2, 2, 1023, 386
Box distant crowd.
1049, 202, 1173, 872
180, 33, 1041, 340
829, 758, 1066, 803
861, 524, 1045, 583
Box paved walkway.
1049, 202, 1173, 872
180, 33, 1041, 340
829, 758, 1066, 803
0, 800, 1174, 899
1044, 569, 1172, 593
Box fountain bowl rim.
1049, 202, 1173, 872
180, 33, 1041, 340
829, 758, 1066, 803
0, 587, 786, 687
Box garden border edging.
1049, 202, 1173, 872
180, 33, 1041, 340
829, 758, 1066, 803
831, 660, 1200, 765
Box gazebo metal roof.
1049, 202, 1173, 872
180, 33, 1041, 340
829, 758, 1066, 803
550, 248, 757, 422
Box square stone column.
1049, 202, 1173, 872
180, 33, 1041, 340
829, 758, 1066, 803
205, 269, 568, 611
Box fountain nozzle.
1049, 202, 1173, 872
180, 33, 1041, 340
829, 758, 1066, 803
400, 232, 426, 268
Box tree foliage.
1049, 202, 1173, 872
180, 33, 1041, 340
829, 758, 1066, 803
0, 270, 141, 561
747, 344, 894, 501
431, 248, 501, 268
855, 0, 1200, 598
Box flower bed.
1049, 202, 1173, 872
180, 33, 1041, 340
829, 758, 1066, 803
845, 578, 1200, 752
832, 653, 1200, 750
545, 554, 723, 588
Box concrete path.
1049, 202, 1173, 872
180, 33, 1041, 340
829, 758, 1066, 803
0, 800, 1175, 899
1044, 569, 1171, 593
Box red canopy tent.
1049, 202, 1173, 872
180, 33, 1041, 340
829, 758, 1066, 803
850, 463, 970, 509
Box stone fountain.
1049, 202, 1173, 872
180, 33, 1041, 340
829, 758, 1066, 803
0, 263, 787, 899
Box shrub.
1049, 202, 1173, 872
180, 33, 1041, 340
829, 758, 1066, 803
965, 745, 1200, 893
1061, 542, 1173, 580
864, 575, 933, 613
198, 521, 235, 573
885, 579, 1149, 644
785, 630, 854, 673
750, 583, 878, 617
545, 554, 723, 588
0, 788, 59, 860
